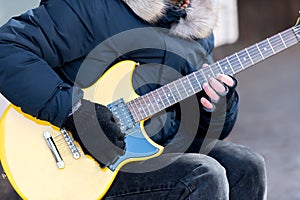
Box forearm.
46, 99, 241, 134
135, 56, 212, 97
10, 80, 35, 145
0, 2, 91, 126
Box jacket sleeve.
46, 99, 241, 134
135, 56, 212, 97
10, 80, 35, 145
0, 0, 95, 127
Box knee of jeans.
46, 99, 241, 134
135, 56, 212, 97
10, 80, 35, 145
202, 156, 229, 188
249, 152, 267, 184
240, 149, 266, 181
180, 155, 229, 193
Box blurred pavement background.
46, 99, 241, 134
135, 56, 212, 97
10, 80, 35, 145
0, 0, 299, 199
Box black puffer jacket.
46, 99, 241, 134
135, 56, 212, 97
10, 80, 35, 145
0, 0, 238, 147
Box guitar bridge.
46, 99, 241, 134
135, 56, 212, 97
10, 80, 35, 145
60, 128, 81, 160
43, 131, 65, 169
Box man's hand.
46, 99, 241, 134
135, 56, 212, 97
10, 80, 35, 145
63, 99, 126, 168
200, 64, 235, 111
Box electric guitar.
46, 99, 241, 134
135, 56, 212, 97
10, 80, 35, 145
1, 19, 299, 199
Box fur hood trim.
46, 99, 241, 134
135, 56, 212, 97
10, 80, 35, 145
122, 0, 219, 39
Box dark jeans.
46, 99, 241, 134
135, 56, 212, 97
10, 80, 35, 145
104, 140, 267, 199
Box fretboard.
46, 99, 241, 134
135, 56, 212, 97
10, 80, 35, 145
127, 24, 300, 122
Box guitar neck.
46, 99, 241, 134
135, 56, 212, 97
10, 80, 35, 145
127, 24, 300, 122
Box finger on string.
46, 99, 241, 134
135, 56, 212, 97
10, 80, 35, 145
216, 74, 235, 87
202, 82, 219, 103
209, 77, 226, 94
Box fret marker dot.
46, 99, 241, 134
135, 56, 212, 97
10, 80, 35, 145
243, 57, 247, 61
264, 47, 268, 51
188, 90, 191, 93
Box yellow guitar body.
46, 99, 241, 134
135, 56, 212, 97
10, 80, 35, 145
0, 60, 164, 199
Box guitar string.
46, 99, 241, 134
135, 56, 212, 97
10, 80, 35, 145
130, 31, 298, 121
132, 38, 294, 122
223, 28, 298, 71
42, 28, 300, 156
204, 28, 298, 76
203, 27, 298, 77
44, 28, 300, 153
127, 26, 299, 122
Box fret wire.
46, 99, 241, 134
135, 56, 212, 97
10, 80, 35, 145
200, 69, 208, 82
192, 72, 203, 91
236, 50, 252, 68
194, 70, 206, 86
217, 61, 225, 74
248, 44, 264, 63
175, 79, 188, 99
269, 34, 286, 52
147, 93, 159, 114
129, 99, 143, 121
208, 66, 215, 77
202, 66, 214, 80
142, 93, 156, 114
171, 81, 183, 101
187, 73, 200, 93
225, 57, 235, 74
157, 87, 170, 108
179, 77, 191, 96
140, 96, 152, 116
284, 33, 298, 45
245, 48, 255, 64
219, 59, 233, 75
211, 63, 222, 76
257, 40, 274, 59
136, 96, 147, 119
185, 76, 196, 94
149, 91, 162, 112
282, 29, 298, 45
235, 52, 244, 70
228, 54, 243, 73
271, 36, 286, 46
255, 43, 265, 59
209, 64, 217, 77
166, 84, 177, 104
132, 98, 145, 120
279, 32, 288, 48
127, 101, 138, 121
150, 91, 161, 111
266, 38, 275, 54
150, 89, 164, 111
162, 85, 175, 105
272, 28, 296, 46
161, 87, 172, 106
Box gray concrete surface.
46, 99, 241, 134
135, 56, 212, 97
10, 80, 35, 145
230, 44, 300, 200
